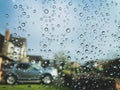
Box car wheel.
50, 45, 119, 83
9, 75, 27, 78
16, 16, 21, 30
42, 74, 53, 84
6, 75, 16, 85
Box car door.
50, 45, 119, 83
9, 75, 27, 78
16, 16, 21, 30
16, 63, 41, 80
15, 63, 31, 80
26, 66, 41, 80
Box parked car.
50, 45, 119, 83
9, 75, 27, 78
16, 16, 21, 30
2, 62, 58, 85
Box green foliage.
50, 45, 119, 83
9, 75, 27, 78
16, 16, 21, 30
53, 51, 70, 71
62, 69, 72, 75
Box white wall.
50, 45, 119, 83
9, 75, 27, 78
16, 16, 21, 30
6, 42, 27, 61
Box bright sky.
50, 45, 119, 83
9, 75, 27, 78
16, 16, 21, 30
0, 0, 120, 63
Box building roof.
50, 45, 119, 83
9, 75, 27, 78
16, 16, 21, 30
27, 55, 43, 61
9, 36, 26, 47
0, 32, 26, 48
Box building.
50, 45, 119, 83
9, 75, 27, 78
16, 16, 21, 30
0, 29, 28, 62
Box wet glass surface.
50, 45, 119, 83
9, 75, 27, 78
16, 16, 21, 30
0, 0, 120, 90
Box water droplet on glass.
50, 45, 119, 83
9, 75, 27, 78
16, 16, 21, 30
5, 14, 9, 18
68, 2, 72, 6
26, 15, 30, 18
11, 47, 14, 50
57, 24, 60, 28
44, 27, 48, 31
19, 4, 22, 8
33, 9, 36, 13
74, 8, 77, 12
43, 44, 47, 48
48, 49, 52, 52
28, 48, 31, 52
77, 51, 80, 55
67, 56, 71, 60
95, 10, 98, 15
14, 5, 18, 9
66, 28, 71, 33
21, 23, 26, 27
22, 12, 26, 15
102, 31, 105, 35
79, 12, 83, 17
106, 13, 110, 16
80, 34, 83, 38
59, 7, 62, 11
18, 26, 22, 30
13, 51, 17, 55
85, 49, 89, 53
27, 34, 30, 37
85, 44, 89, 48
44, 9, 49, 14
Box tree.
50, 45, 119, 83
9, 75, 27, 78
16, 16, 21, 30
53, 51, 70, 71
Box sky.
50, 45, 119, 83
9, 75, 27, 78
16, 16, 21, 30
0, 0, 120, 63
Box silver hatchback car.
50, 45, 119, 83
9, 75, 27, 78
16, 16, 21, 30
2, 62, 58, 85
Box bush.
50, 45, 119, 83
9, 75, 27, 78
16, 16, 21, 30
103, 59, 120, 78
73, 76, 116, 90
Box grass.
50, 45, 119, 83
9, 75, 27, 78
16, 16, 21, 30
0, 84, 72, 90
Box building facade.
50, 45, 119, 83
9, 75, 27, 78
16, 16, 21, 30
0, 29, 28, 62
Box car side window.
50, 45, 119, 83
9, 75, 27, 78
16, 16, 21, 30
16, 63, 30, 70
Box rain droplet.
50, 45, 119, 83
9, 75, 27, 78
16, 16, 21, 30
79, 12, 83, 17
44, 9, 49, 14
102, 31, 105, 35
85, 44, 89, 48
59, 7, 62, 11
43, 44, 47, 48
89, 0, 93, 2
66, 28, 71, 33
57, 24, 60, 28
67, 56, 71, 60
26, 15, 30, 18
95, 10, 98, 15
40, 18, 43, 21
18, 26, 22, 30
33, 9, 36, 13
48, 49, 52, 52
22, 12, 26, 15
77, 51, 80, 55
11, 47, 14, 50
44, 27, 48, 31
13, 52, 17, 55
85, 49, 89, 53
118, 25, 120, 29
5, 14, 9, 18
68, 2, 72, 6
14, 5, 18, 9
80, 34, 83, 38
19, 4, 22, 8
106, 13, 110, 16
27, 34, 30, 37
74, 8, 77, 12
21, 23, 26, 27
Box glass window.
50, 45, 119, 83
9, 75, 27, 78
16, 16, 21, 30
16, 63, 30, 70
0, 0, 120, 90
